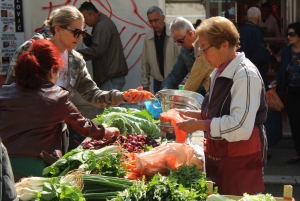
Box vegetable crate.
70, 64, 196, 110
206, 181, 295, 201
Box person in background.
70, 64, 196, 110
5, 5, 147, 154
140, 6, 179, 94
77, 1, 128, 91
183, 38, 213, 93
193, 19, 202, 29
0, 40, 120, 181
238, 6, 270, 89
258, 2, 280, 37
270, 22, 300, 164
0, 142, 18, 200
173, 16, 267, 195
161, 17, 207, 95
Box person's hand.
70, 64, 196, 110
175, 108, 202, 120
103, 127, 120, 142
123, 86, 152, 103
176, 117, 200, 134
269, 80, 277, 89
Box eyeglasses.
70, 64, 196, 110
174, 34, 187, 44
287, 32, 297, 37
148, 16, 162, 24
59, 26, 87, 38
198, 45, 213, 56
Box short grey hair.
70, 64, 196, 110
147, 6, 163, 16
170, 17, 195, 35
247, 7, 261, 21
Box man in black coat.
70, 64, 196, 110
238, 6, 271, 89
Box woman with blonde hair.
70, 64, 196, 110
172, 16, 268, 195
5, 5, 147, 153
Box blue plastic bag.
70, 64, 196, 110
144, 98, 162, 119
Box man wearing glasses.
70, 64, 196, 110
161, 17, 210, 95
77, 1, 128, 91
140, 6, 179, 93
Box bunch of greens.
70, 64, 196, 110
169, 164, 209, 200
110, 174, 199, 201
241, 193, 276, 201
92, 107, 160, 138
96, 152, 126, 177
42, 146, 123, 177
110, 165, 214, 201
28, 177, 85, 201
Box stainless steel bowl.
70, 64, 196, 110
158, 89, 203, 112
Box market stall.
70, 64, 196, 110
14, 89, 295, 201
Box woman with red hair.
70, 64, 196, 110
0, 39, 119, 181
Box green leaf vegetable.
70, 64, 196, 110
93, 111, 160, 138
42, 146, 121, 177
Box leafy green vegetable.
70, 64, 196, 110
169, 164, 209, 201
93, 112, 160, 138
43, 146, 121, 177
96, 152, 126, 177
241, 193, 276, 201
35, 177, 85, 201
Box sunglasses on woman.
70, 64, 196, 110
60, 26, 87, 38
287, 32, 297, 37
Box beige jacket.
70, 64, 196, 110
184, 57, 213, 92
140, 23, 180, 88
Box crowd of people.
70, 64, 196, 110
0, 0, 299, 199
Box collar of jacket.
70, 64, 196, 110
245, 21, 259, 27
146, 22, 171, 40
94, 13, 103, 26
210, 52, 246, 79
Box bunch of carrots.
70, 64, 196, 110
121, 153, 144, 181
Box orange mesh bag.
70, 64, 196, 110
160, 109, 188, 143
135, 143, 194, 177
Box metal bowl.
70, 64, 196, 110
158, 89, 203, 112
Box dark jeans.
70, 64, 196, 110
286, 86, 300, 156
153, 79, 162, 94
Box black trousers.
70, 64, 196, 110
286, 86, 300, 156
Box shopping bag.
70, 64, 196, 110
135, 143, 194, 177
266, 88, 284, 112
143, 98, 162, 119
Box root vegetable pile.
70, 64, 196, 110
82, 133, 159, 153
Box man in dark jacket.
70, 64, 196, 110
238, 6, 271, 89
0, 141, 18, 201
77, 2, 128, 91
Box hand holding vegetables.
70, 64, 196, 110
103, 127, 120, 142
123, 86, 153, 103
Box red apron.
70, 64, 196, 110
205, 125, 264, 195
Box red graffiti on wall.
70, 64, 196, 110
34, 0, 151, 71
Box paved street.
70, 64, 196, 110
263, 132, 300, 200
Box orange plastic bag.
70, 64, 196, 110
135, 143, 194, 177
160, 109, 188, 143
266, 88, 284, 112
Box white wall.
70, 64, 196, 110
22, 0, 160, 105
